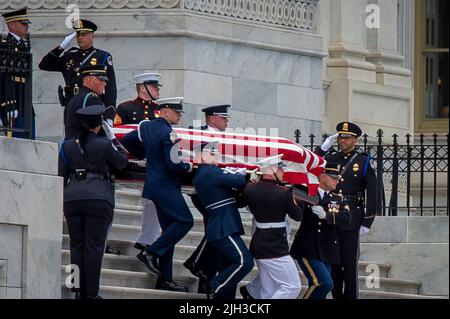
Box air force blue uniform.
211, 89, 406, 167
194, 164, 254, 299
138, 118, 193, 281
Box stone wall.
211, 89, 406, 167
0, 136, 63, 299
360, 216, 449, 297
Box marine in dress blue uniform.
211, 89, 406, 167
290, 162, 351, 299
184, 104, 231, 293
193, 142, 254, 299
315, 122, 377, 299
59, 105, 128, 299
38, 19, 117, 112
126, 97, 194, 292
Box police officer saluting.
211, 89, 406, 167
39, 19, 116, 112
58, 104, 128, 299
114, 73, 162, 125
316, 122, 377, 299
290, 162, 351, 299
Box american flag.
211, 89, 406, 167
113, 125, 326, 195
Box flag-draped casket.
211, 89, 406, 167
113, 125, 326, 195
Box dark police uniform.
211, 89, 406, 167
114, 97, 160, 125
194, 163, 254, 299
315, 122, 377, 299
1, 8, 35, 138
38, 19, 117, 109
64, 65, 108, 140
184, 104, 232, 293
59, 105, 128, 298
134, 98, 194, 291
291, 187, 351, 299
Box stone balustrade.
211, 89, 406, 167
0, 0, 318, 31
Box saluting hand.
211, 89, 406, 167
102, 120, 116, 141
321, 133, 339, 152
60, 32, 76, 50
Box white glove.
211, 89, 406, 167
102, 120, 116, 141
321, 133, 339, 152
311, 205, 326, 219
359, 226, 370, 236
224, 167, 247, 176
60, 32, 76, 50
6, 110, 18, 120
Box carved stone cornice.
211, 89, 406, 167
0, 0, 180, 10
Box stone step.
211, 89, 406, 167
61, 250, 390, 284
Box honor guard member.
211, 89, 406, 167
184, 104, 231, 293
114, 73, 162, 125
58, 105, 128, 299
125, 97, 194, 292
290, 162, 351, 299
64, 64, 108, 140
115, 73, 163, 270
193, 141, 254, 299
316, 122, 377, 299
1, 7, 35, 138
38, 19, 117, 114
239, 156, 303, 299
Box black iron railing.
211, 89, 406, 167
0, 36, 33, 139
294, 129, 449, 217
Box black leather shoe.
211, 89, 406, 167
133, 242, 147, 251
155, 279, 189, 292
105, 245, 121, 255
136, 250, 162, 277
240, 286, 254, 299
183, 260, 208, 281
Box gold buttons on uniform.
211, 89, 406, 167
318, 229, 321, 233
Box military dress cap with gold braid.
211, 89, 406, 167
73, 19, 97, 33
155, 97, 184, 113
133, 73, 163, 87
323, 162, 341, 179
2, 7, 31, 24
336, 122, 362, 138
79, 64, 108, 81
202, 105, 231, 118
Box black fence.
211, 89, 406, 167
0, 36, 33, 139
294, 129, 449, 217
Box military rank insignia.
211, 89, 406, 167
328, 201, 340, 213
90, 58, 97, 65
353, 163, 359, 172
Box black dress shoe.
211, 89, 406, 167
183, 260, 208, 281
136, 250, 162, 277
105, 245, 121, 255
133, 242, 147, 251
155, 279, 189, 292
239, 286, 254, 299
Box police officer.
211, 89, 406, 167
193, 141, 254, 299
1, 7, 35, 138
58, 104, 128, 299
38, 19, 117, 113
184, 104, 231, 293
114, 73, 162, 125
316, 122, 377, 299
123, 97, 194, 292
290, 162, 351, 299
240, 156, 303, 299
64, 64, 108, 140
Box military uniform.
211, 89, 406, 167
64, 65, 108, 140
194, 162, 254, 299
241, 177, 303, 299
38, 19, 117, 109
315, 122, 377, 299
1, 8, 35, 138
132, 98, 193, 291
114, 97, 159, 125
290, 187, 351, 299
184, 104, 232, 293
59, 105, 128, 298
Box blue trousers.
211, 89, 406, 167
298, 258, 333, 299
209, 234, 254, 299
149, 189, 193, 281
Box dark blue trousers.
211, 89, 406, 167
209, 234, 254, 299
298, 258, 333, 299
149, 188, 193, 281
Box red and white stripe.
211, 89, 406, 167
113, 125, 326, 195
